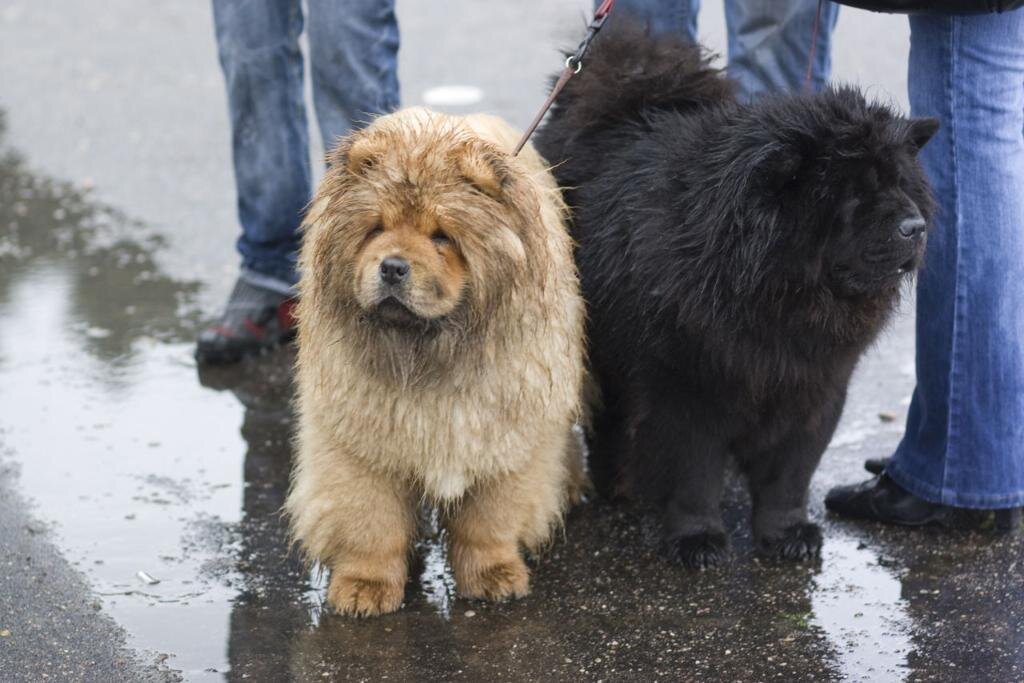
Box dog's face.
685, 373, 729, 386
822, 118, 937, 297
353, 196, 468, 329
306, 109, 535, 336
761, 103, 938, 299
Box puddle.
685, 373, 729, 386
811, 536, 912, 681
416, 516, 458, 619
0, 127, 257, 678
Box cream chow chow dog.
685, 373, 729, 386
285, 107, 586, 617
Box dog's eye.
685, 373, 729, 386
359, 225, 384, 249
431, 231, 452, 248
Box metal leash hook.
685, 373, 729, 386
512, 0, 616, 156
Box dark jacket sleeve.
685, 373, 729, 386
832, 0, 1024, 14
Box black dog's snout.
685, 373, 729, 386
898, 216, 926, 239
379, 256, 410, 285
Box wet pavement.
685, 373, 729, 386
1, 2, 1023, 682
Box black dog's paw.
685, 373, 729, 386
662, 532, 730, 569
758, 522, 823, 562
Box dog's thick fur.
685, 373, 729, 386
535, 23, 938, 567
286, 108, 586, 616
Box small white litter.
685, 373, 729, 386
136, 570, 161, 585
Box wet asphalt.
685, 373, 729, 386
1, 2, 1022, 682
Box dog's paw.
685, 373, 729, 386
328, 574, 404, 617
662, 531, 730, 569
457, 558, 530, 602
757, 522, 823, 562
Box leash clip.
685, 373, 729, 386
565, 0, 613, 74
512, 0, 616, 156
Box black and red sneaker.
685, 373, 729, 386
195, 277, 297, 365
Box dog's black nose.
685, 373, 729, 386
898, 216, 926, 238
379, 257, 410, 285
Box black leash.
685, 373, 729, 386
512, 0, 616, 156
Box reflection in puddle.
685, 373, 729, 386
0, 270, 247, 677
0, 123, 278, 678
812, 536, 911, 681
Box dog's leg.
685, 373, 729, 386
448, 443, 568, 601
586, 398, 630, 499
630, 390, 730, 569
287, 452, 415, 617
744, 437, 826, 562
581, 362, 631, 500
744, 399, 843, 561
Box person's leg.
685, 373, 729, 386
307, 0, 400, 150
200, 1, 309, 364
599, 0, 699, 42
212, 0, 309, 287
889, 12, 1024, 510
828, 11, 1024, 521
723, 0, 838, 98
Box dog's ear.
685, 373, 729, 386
457, 143, 511, 200
347, 133, 389, 174
327, 131, 388, 176
906, 117, 939, 152
754, 140, 805, 193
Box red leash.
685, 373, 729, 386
513, 0, 616, 156
803, 0, 824, 93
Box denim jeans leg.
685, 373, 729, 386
307, 0, 400, 150
888, 11, 1024, 509
213, 0, 309, 287
596, 0, 699, 42
723, 0, 838, 98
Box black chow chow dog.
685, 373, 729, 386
536, 22, 938, 567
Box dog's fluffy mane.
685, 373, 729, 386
540, 20, 736, 169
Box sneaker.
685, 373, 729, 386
195, 276, 297, 365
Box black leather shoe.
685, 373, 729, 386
995, 507, 1023, 532
824, 474, 954, 527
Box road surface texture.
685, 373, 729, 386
1, 2, 1021, 681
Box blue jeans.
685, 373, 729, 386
212, 0, 399, 287
888, 11, 1024, 509
604, 0, 838, 97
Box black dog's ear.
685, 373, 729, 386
755, 140, 805, 193
906, 117, 940, 151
